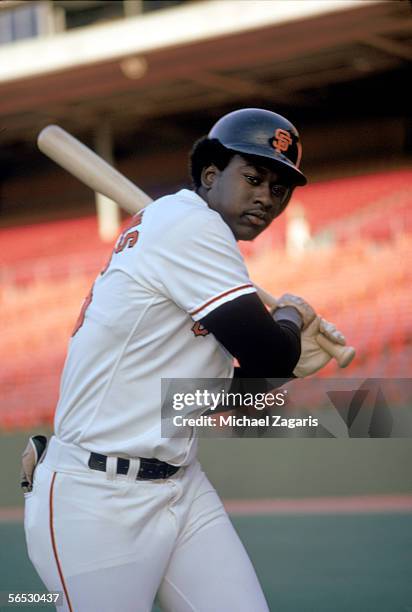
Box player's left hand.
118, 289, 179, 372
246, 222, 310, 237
20, 435, 47, 493
276, 293, 317, 329
293, 317, 346, 378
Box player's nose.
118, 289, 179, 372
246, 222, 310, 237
253, 182, 273, 210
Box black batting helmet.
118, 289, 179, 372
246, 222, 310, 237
208, 108, 307, 186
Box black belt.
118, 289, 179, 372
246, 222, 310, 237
88, 453, 180, 480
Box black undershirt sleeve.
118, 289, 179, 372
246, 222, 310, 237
199, 292, 301, 380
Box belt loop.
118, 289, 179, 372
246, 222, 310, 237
126, 458, 140, 481
106, 456, 117, 480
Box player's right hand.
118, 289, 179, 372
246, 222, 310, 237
20, 435, 47, 493
276, 293, 317, 329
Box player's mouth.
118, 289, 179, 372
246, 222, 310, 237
242, 210, 267, 227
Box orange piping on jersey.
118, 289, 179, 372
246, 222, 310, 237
189, 283, 254, 316
49, 472, 74, 612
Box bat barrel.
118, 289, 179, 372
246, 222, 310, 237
37, 125, 152, 215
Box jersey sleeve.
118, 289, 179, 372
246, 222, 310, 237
152, 211, 256, 320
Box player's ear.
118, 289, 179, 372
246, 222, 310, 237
200, 164, 219, 190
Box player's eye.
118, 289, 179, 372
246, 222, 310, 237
271, 185, 290, 201
244, 175, 261, 186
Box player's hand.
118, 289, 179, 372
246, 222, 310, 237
20, 435, 47, 493
319, 317, 346, 346
293, 317, 346, 378
276, 293, 316, 329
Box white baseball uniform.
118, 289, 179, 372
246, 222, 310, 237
24, 189, 269, 611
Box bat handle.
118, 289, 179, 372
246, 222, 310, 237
315, 334, 356, 368
254, 284, 356, 369
255, 285, 278, 310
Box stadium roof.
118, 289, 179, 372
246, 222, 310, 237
0, 1, 387, 82
0, 0, 410, 145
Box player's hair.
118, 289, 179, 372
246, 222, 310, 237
189, 137, 235, 188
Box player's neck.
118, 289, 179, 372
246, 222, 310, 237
196, 186, 209, 206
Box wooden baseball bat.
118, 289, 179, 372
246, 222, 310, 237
37, 125, 355, 368
38, 125, 152, 214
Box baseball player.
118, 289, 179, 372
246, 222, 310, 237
21, 108, 345, 611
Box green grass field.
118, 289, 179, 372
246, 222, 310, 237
1, 512, 412, 611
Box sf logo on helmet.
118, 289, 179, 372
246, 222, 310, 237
272, 129, 292, 154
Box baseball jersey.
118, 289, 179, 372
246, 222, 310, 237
54, 189, 256, 465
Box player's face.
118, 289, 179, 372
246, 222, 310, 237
204, 155, 293, 241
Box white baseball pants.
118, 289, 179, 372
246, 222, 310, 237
24, 436, 269, 612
